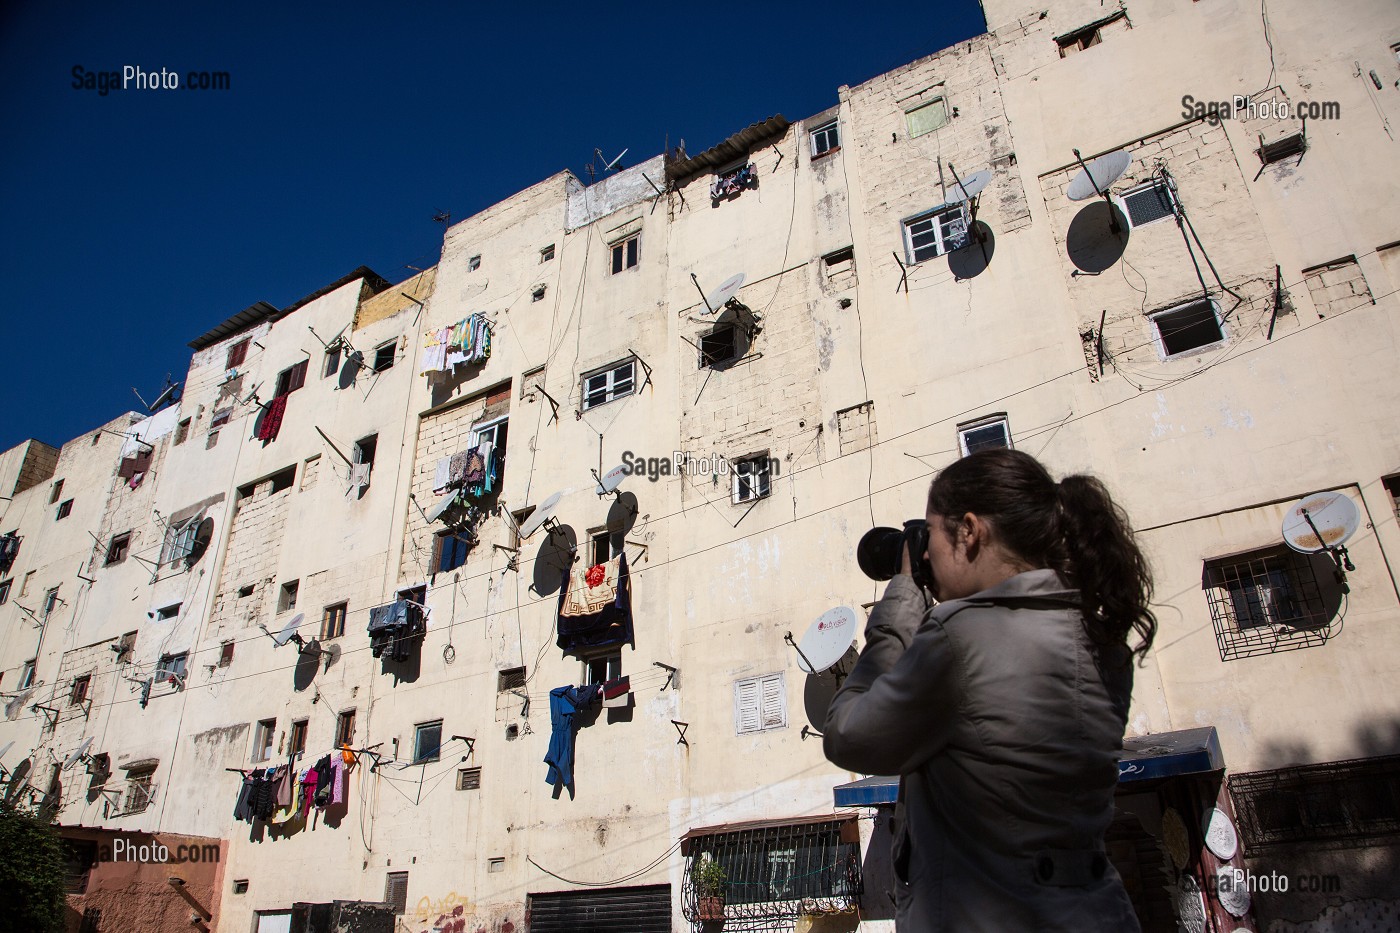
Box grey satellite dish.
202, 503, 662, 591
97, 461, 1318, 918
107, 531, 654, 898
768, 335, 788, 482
63, 738, 93, 770
1282, 491, 1360, 553
261, 613, 305, 648
518, 491, 563, 539
1067, 150, 1132, 201
425, 493, 457, 524
4, 758, 31, 805
794, 607, 859, 674
946, 170, 992, 204
595, 465, 628, 496
186, 516, 214, 565
0, 740, 13, 762
703, 273, 746, 315
322, 643, 342, 671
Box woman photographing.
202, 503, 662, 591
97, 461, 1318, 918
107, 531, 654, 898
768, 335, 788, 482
824, 448, 1156, 932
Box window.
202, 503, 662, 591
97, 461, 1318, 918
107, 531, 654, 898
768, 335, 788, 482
275, 359, 308, 397
905, 98, 949, 137
0, 580, 9, 605
584, 651, 622, 686
174, 419, 190, 445
353, 434, 378, 492
836, 401, 877, 456
521, 365, 547, 401
116, 631, 136, 661
435, 532, 473, 574
1056, 12, 1126, 57
50, 479, 64, 504
958, 415, 1011, 456
1118, 180, 1176, 228
811, 120, 839, 157
488, 857, 505, 873
540, 244, 555, 263
289, 719, 308, 759
497, 666, 526, 692
56, 499, 73, 520
1205, 547, 1333, 660
373, 341, 396, 373
161, 518, 200, 566
473, 417, 508, 462
323, 344, 341, 378
336, 709, 356, 748
155, 603, 180, 621
44, 586, 60, 617
123, 765, 156, 814
277, 580, 298, 614
457, 767, 482, 790
20, 571, 34, 596
226, 338, 250, 370
385, 872, 410, 915
581, 359, 636, 410
823, 246, 855, 280
732, 455, 773, 504
682, 817, 860, 909
1384, 474, 1400, 521
156, 652, 187, 684
269, 466, 296, 494
532, 284, 547, 302
590, 530, 621, 567
20, 659, 36, 689
322, 602, 347, 639
219, 641, 235, 667
712, 161, 757, 199
1259, 132, 1307, 165
904, 204, 968, 262
414, 720, 443, 763
610, 235, 640, 274
699, 326, 738, 369
735, 672, 786, 734
69, 675, 91, 706
105, 532, 131, 566
467, 254, 482, 272
237, 584, 254, 598
1150, 299, 1226, 359
1229, 755, 1400, 850
252, 719, 276, 762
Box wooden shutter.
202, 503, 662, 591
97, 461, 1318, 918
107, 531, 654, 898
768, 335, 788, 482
760, 673, 787, 730
735, 678, 761, 734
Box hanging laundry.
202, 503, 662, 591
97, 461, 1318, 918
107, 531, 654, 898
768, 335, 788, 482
420, 326, 450, 374
602, 675, 631, 708
256, 395, 288, 442
447, 449, 472, 488
433, 457, 453, 493
0, 533, 19, 572
367, 599, 428, 661
557, 552, 633, 652
711, 162, 758, 200
117, 451, 152, 480
544, 684, 602, 791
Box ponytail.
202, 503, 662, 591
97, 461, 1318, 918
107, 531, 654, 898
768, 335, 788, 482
927, 449, 1156, 662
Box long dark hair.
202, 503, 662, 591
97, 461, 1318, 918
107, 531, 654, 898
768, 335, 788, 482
926, 448, 1156, 661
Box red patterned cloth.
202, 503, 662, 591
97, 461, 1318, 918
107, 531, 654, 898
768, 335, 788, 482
256, 395, 288, 441
585, 564, 606, 588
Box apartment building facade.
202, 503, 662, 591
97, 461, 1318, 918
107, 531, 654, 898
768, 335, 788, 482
2, 1, 1398, 931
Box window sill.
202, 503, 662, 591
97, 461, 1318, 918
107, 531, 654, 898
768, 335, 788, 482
811, 145, 841, 161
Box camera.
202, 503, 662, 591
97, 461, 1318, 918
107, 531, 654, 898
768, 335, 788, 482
858, 519, 936, 593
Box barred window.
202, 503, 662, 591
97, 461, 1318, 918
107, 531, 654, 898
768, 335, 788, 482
680, 817, 862, 921
1203, 547, 1337, 660
1229, 755, 1400, 850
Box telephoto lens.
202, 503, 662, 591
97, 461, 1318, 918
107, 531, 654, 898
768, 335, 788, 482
857, 520, 936, 593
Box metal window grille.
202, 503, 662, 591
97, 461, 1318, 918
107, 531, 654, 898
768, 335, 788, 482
122, 772, 156, 814
1204, 549, 1332, 660
529, 885, 671, 933
1229, 755, 1400, 850
681, 820, 862, 923
497, 667, 526, 692
384, 871, 409, 914
1121, 181, 1175, 227
457, 767, 482, 790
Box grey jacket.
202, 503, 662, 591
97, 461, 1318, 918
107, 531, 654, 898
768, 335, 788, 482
824, 571, 1139, 932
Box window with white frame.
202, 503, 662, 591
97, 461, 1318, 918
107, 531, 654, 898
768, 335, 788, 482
732, 455, 773, 504
903, 205, 969, 262
811, 120, 839, 157
20, 659, 36, 689
156, 652, 187, 682
905, 97, 949, 137
252, 719, 276, 762
1118, 180, 1176, 228
958, 416, 1011, 456
734, 672, 786, 734
610, 235, 639, 274
581, 359, 636, 410
160, 517, 200, 566
473, 416, 508, 458
1150, 299, 1226, 359
583, 650, 622, 686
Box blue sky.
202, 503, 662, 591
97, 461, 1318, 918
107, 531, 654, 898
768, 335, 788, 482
0, 1, 986, 452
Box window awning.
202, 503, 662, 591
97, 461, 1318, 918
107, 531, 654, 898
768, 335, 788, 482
832, 726, 1225, 806
679, 813, 857, 856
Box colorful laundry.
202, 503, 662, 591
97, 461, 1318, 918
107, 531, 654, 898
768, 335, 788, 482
557, 552, 633, 652
256, 395, 288, 442
544, 684, 602, 791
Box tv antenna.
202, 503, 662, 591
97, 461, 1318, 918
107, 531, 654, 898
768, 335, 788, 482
132, 376, 182, 414
432, 210, 451, 226
691, 272, 746, 316
786, 606, 858, 677
517, 491, 564, 541
1282, 491, 1360, 582
1068, 148, 1132, 234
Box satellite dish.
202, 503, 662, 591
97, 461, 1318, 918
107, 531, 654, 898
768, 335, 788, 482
1282, 491, 1360, 553
1067, 150, 1132, 201
63, 738, 93, 770
0, 741, 12, 761
518, 491, 562, 539
794, 607, 858, 674
149, 381, 181, 412
425, 493, 457, 524
186, 516, 214, 566
4, 758, 31, 805
946, 170, 991, 204
703, 273, 746, 315
260, 613, 305, 648
595, 465, 628, 496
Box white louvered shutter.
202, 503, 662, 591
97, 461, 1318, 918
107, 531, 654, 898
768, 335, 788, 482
735, 678, 761, 734
760, 673, 787, 730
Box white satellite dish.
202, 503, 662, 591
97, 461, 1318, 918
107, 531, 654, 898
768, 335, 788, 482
703, 273, 746, 315
1067, 149, 1132, 201
0, 741, 12, 761
946, 170, 991, 204
518, 491, 563, 539
595, 465, 628, 496
1282, 491, 1360, 554
261, 613, 305, 648
63, 738, 93, 770
425, 493, 457, 524
794, 607, 858, 674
